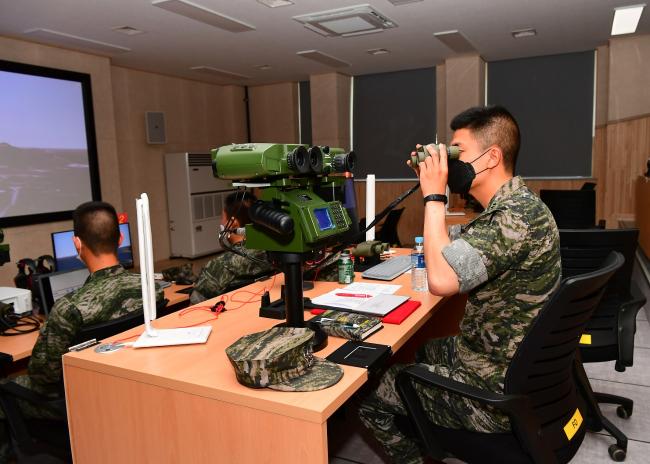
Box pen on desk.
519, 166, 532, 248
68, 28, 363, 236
335, 293, 372, 298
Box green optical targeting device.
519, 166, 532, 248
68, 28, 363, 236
212, 143, 356, 254
212, 142, 357, 351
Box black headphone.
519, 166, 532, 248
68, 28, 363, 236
14, 258, 37, 290
36, 254, 56, 274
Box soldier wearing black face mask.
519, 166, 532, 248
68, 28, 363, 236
359, 106, 561, 464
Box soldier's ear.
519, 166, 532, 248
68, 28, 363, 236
118, 231, 124, 247
73, 236, 82, 253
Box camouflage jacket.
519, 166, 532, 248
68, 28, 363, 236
442, 176, 561, 392
27, 265, 163, 394
191, 245, 274, 304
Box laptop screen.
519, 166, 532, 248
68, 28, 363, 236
36, 268, 90, 315
51, 223, 134, 271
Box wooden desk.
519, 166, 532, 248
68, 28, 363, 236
63, 269, 451, 463
637, 176, 650, 256
0, 286, 191, 362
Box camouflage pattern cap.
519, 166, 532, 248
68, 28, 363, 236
225, 327, 343, 392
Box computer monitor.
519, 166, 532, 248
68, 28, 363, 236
35, 267, 90, 315
51, 223, 134, 271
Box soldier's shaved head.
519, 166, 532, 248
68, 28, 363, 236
73, 201, 120, 256
451, 105, 520, 173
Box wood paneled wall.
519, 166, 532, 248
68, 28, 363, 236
111, 66, 247, 262
248, 82, 298, 143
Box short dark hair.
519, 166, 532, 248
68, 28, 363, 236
73, 201, 120, 256
450, 105, 520, 173
224, 191, 257, 225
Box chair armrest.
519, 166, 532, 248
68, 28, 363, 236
0, 381, 66, 416
617, 282, 647, 370
397, 364, 555, 464
398, 364, 528, 414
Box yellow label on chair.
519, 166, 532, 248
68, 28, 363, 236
563, 409, 583, 440
579, 334, 592, 345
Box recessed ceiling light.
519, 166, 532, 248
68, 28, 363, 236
257, 0, 294, 8
296, 50, 350, 68
255, 64, 272, 70
367, 48, 390, 55
611, 4, 645, 35
511, 28, 537, 39
387, 0, 423, 5
152, 0, 256, 33
23, 28, 131, 54
190, 66, 250, 80
112, 26, 145, 36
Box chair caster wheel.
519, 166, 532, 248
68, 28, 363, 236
608, 444, 626, 461
616, 405, 632, 419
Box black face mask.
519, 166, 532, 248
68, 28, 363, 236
447, 148, 490, 194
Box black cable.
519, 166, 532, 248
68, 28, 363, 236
0, 313, 41, 336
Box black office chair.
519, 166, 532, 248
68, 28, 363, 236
395, 251, 623, 464
560, 228, 646, 461
540, 189, 598, 229
0, 300, 166, 462
376, 207, 404, 247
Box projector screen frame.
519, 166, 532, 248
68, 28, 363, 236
0, 59, 101, 228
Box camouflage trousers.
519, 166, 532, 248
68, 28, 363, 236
358, 337, 510, 464
0, 375, 65, 462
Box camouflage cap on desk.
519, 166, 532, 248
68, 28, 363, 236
225, 327, 343, 392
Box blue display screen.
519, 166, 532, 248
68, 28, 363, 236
313, 208, 334, 231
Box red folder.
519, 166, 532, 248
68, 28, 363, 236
382, 300, 421, 324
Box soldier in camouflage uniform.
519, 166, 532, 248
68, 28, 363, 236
191, 191, 274, 304
0, 201, 163, 460
358, 106, 561, 463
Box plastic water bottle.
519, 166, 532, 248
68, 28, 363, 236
411, 237, 428, 292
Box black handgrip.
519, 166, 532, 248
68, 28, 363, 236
249, 201, 294, 235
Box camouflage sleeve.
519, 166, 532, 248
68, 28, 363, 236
442, 210, 529, 294
193, 250, 272, 301
27, 296, 83, 391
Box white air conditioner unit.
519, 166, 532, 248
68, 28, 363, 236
164, 153, 234, 258
293, 4, 397, 37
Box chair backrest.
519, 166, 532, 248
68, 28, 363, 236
73, 310, 145, 345
540, 189, 596, 229
72, 296, 167, 345
559, 228, 639, 298
504, 251, 623, 459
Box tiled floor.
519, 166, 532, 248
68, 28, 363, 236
329, 260, 650, 463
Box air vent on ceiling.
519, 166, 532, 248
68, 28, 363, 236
190, 66, 250, 80
112, 26, 145, 36
296, 50, 350, 68
293, 4, 397, 37
23, 28, 131, 54
152, 0, 256, 33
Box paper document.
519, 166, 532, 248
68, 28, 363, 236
311, 283, 407, 315
342, 283, 401, 294
133, 326, 212, 348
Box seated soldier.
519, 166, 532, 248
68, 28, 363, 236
0, 201, 163, 458
190, 192, 274, 304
